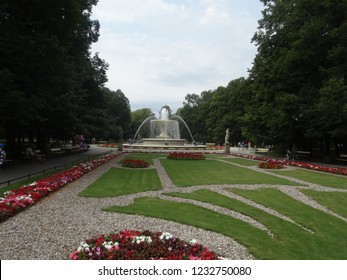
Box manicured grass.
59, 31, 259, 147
73, 153, 347, 259
160, 158, 299, 186
301, 190, 347, 218
78, 167, 162, 197
164, 189, 340, 259
222, 157, 260, 166
118, 153, 166, 165
273, 169, 347, 189
229, 188, 347, 257
203, 154, 229, 159
104, 192, 347, 259
104, 197, 272, 258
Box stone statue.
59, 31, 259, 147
225, 128, 230, 145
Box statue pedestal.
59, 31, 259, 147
224, 143, 230, 154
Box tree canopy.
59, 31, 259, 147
0, 0, 131, 156
176, 0, 347, 159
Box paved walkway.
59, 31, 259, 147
0, 145, 115, 187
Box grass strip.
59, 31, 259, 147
78, 168, 162, 197
273, 169, 347, 189
222, 158, 260, 166
104, 194, 347, 259
165, 189, 342, 259
301, 190, 347, 218
160, 158, 299, 187
229, 188, 347, 258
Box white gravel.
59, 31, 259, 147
0, 153, 346, 260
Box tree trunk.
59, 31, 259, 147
324, 132, 332, 163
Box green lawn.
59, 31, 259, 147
160, 158, 299, 186
105, 190, 347, 259
165, 189, 347, 259
273, 169, 347, 189
202, 154, 229, 159
78, 167, 162, 197
76, 153, 347, 259
301, 190, 347, 218
222, 157, 260, 166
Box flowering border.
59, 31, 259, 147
0, 153, 118, 223
167, 152, 206, 160
69, 229, 220, 260
258, 161, 285, 169
230, 152, 347, 176
121, 159, 150, 168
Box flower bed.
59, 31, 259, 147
0, 153, 118, 223
258, 161, 285, 169
69, 229, 220, 260
167, 152, 205, 160
121, 159, 149, 168
230, 152, 347, 176
99, 143, 118, 148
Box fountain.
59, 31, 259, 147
126, 105, 202, 149
142, 106, 186, 146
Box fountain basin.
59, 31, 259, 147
142, 138, 186, 146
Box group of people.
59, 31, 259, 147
237, 140, 253, 150
73, 134, 90, 151
25, 144, 45, 163
285, 144, 298, 161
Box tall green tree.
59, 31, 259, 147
130, 108, 155, 141
0, 0, 114, 156
247, 0, 347, 156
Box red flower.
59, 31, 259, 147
167, 152, 205, 160
0, 153, 118, 223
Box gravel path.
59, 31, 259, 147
0, 154, 346, 260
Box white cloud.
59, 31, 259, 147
91, 0, 263, 113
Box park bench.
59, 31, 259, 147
255, 147, 269, 154
337, 154, 347, 162
205, 143, 216, 149
50, 147, 66, 155
22, 149, 45, 159
297, 150, 311, 158
62, 144, 81, 153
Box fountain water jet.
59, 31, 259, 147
143, 106, 186, 146
128, 106, 198, 147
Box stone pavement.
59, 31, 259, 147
0, 145, 115, 187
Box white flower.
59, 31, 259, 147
77, 241, 90, 251
190, 239, 198, 245
132, 235, 152, 244
102, 241, 113, 250
29, 182, 37, 186
159, 232, 174, 241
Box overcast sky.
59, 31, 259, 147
91, 0, 264, 115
